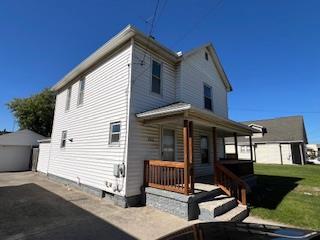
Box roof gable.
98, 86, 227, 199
181, 43, 232, 92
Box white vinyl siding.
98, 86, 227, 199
177, 47, 228, 118
48, 44, 132, 196
130, 43, 176, 113
126, 43, 177, 196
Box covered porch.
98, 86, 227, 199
137, 103, 256, 205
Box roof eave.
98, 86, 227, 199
51, 25, 180, 92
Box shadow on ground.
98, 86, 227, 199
0, 183, 136, 240
250, 174, 302, 210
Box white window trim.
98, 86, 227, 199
150, 59, 163, 96
65, 86, 72, 111
203, 83, 213, 111
77, 78, 85, 106
109, 121, 121, 145
60, 130, 67, 149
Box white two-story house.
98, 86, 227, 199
37, 25, 255, 220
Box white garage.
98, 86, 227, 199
225, 116, 308, 165
0, 129, 45, 172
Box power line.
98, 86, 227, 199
230, 108, 320, 114
133, 0, 162, 84
141, 0, 161, 64
173, 0, 224, 46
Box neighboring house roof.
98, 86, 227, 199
0, 129, 45, 146
52, 25, 232, 92
225, 116, 308, 144
136, 102, 255, 136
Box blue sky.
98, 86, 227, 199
0, 0, 319, 142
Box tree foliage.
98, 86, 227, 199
7, 89, 55, 137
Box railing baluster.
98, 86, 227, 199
215, 162, 250, 205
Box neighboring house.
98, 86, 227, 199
38, 25, 255, 220
225, 116, 308, 165
306, 144, 320, 159
0, 129, 44, 172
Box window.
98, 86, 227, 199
60, 131, 67, 148
204, 84, 212, 111
65, 86, 72, 111
110, 122, 121, 144
240, 146, 251, 153
151, 60, 161, 94
205, 52, 209, 61
200, 136, 209, 163
77, 78, 85, 105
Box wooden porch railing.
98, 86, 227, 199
219, 160, 254, 177
144, 160, 188, 194
214, 161, 250, 205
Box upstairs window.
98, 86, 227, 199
65, 86, 72, 111
151, 60, 161, 94
200, 136, 209, 163
110, 122, 121, 144
205, 52, 209, 61
77, 78, 85, 105
60, 131, 67, 148
204, 84, 212, 111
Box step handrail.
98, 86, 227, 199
214, 161, 250, 205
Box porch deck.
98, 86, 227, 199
144, 159, 254, 205
139, 103, 256, 206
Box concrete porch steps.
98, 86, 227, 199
198, 195, 238, 220
145, 184, 249, 222
215, 205, 249, 222
198, 195, 248, 222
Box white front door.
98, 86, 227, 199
162, 129, 175, 161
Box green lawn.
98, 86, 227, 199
251, 164, 320, 230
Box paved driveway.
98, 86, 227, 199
0, 172, 192, 240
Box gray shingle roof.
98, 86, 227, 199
225, 116, 308, 144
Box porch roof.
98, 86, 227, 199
136, 102, 257, 136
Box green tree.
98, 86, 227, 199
7, 89, 55, 137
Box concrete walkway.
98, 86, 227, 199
0, 172, 290, 240
0, 172, 194, 240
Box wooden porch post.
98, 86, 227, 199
233, 132, 238, 158
249, 135, 253, 162
188, 121, 194, 194
183, 120, 190, 195
212, 127, 218, 183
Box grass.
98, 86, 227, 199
250, 164, 320, 230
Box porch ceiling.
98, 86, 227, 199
136, 102, 257, 136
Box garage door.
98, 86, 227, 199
0, 145, 31, 172
255, 144, 281, 164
